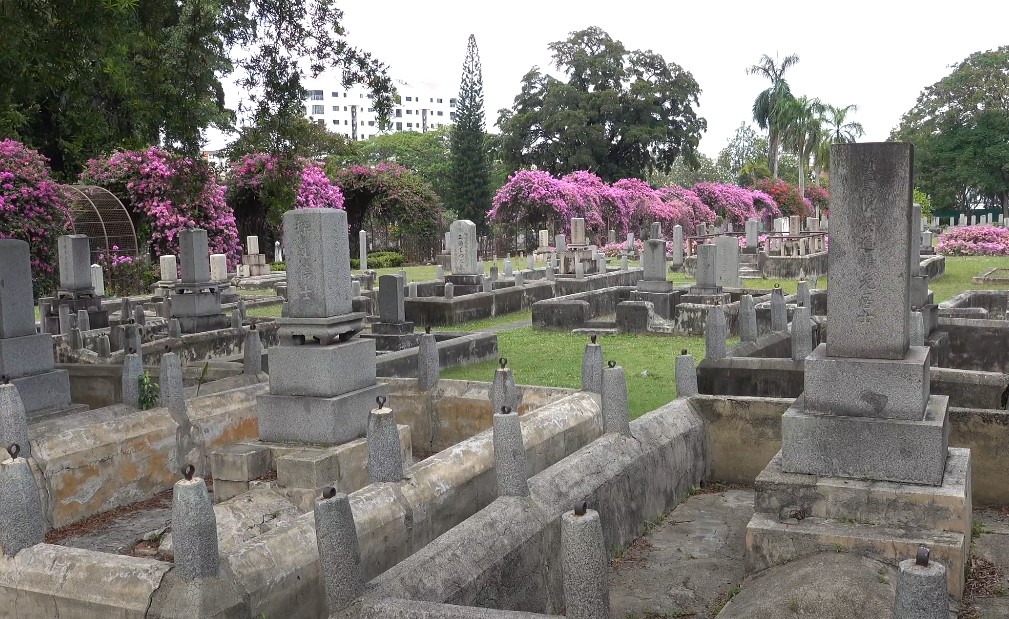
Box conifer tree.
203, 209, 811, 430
448, 34, 492, 229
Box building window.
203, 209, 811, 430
407, 122, 413, 128
332, 106, 338, 111
368, 121, 375, 126
331, 91, 339, 97
396, 109, 402, 117
343, 92, 347, 98
406, 96, 412, 101
437, 98, 443, 103
367, 108, 374, 112
311, 105, 324, 114
332, 120, 338, 125
360, 94, 364, 98
309, 90, 323, 100
450, 112, 456, 121
436, 110, 443, 116
343, 106, 348, 111
360, 120, 364, 126
449, 98, 457, 108
406, 109, 412, 115
344, 120, 348, 125
396, 122, 402, 130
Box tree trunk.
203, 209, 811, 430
769, 132, 779, 178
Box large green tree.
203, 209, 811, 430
778, 95, 824, 194
814, 104, 865, 174
892, 46, 1009, 215
497, 27, 706, 183
747, 53, 799, 179
352, 126, 452, 202
448, 35, 492, 228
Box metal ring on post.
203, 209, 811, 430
499, 357, 508, 369
574, 501, 587, 516
183, 464, 195, 481
7, 444, 20, 460
376, 396, 387, 409
323, 487, 337, 500
916, 545, 930, 567
590, 334, 597, 344
607, 360, 616, 369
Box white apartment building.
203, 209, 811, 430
303, 77, 457, 141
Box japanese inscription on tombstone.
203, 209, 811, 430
825, 143, 912, 360
283, 208, 353, 318
450, 220, 478, 275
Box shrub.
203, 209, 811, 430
692, 182, 781, 226
351, 251, 405, 270
752, 178, 812, 218
81, 147, 241, 267
937, 225, 1009, 256
804, 185, 830, 216
0, 140, 72, 295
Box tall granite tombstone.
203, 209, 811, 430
258, 208, 386, 445
632, 236, 678, 319
41, 235, 108, 333
443, 220, 482, 293
369, 274, 418, 351
746, 143, 971, 601
714, 236, 741, 288
744, 219, 759, 253
671, 225, 684, 269
682, 244, 728, 305
570, 218, 587, 247
170, 229, 227, 333
560, 218, 594, 274
0, 240, 72, 415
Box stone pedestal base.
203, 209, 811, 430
746, 448, 971, 599
12, 369, 72, 416
681, 290, 730, 305
241, 253, 270, 277
268, 338, 376, 397
257, 382, 387, 445
781, 395, 950, 486
365, 321, 419, 351
631, 290, 680, 320
44, 294, 109, 332
175, 314, 230, 333
172, 284, 226, 334
0, 333, 58, 377
276, 312, 365, 345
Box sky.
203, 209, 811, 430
218, 0, 1009, 159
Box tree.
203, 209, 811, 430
778, 95, 824, 194
717, 123, 768, 180
891, 46, 1009, 215
448, 35, 493, 229
814, 104, 865, 173
353, 125, 452, 203
649, 152, 732, 187
226, 116, 359, 163
747, 53, 800, 178
497, 27, 706, 183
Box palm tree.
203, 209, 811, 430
778, 95, 825, 195
747, 53, 800, 178
814, 104, 866, 173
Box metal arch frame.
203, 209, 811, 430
64, 185, 139, 263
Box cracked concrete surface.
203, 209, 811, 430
609, 488, 754, 619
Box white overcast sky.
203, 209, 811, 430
217, 0, 1008, 159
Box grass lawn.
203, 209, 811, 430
928, 255, 1009, 302
435, 308, 532, 332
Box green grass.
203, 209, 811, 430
247, 304, 283, 319
442, 328, 709, 418
928, 255, 1009, 303
434, 308, 532, 332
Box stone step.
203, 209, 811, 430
753, 449, 970, 534
744, 512, 967, 599
740, 275, 763, 280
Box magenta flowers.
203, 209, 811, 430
938, 224, 1009, 256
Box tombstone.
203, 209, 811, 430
230, 309, 242, 329
76, 309, 90, 332
58, 305, 72, 335
444, 282, 454, 300
694, 244, 717, 290
649, 222, 662, 240
179, 229, 211, 284
796, 280, 810, 308
246, 236, 260, 256
739, 294, 757, 343
274, 240, 283, 263
671, 225, 684, 268
69, 327, 82, 351
574, 260, 584, 280
449, 220, 478, 275
258, 208, 386, 446
57, 235, 93, 292
745, 219, 759, 251
168, 318, 182, 339
90, 265, 105, 297
570, 218, 586, 246
209, 253, 228, 282
514, 271, 524, 287
595, 254, 606, 275
489, 265, 499, 282
538, 229, 550, 249
638, 239, 672, 293
133, 304, 146, 326
607, 229, 616, 244
625, 232, 634, 254
121, 351, 143, 408
476, 260, 484, 275
351, 280, 361, 298
0, 240, 72, 415
435, 265, 445, 281
378, 275, 406, 324
788, 215, 802, 237
697, 222, 707, 237
160, 255, 178, 281
526, 255, 534, 271
705, 305, 727, 360
773, 218, 785, 233
556, 234, 567, 254
358, 230, 368, 271
503, 258, 513, 278
713, 236, 741, 288
444, 231, 452, 253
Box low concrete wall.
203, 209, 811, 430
691, 394, 1009, 506
552, 268, 643, 295
374, 332, 498, 378
941, 290, 1008, 316
758, 250, 828, 279
532, 287, 632, 330
226, 392, 605, 618
921, 254, 946, 279
386, 378, 577, 454
405, 281, 555, 326
60, 361, 245, 409
362, 399, 707, 614
30, 376, 266, 527
940, 317, 1009, 373
932, 367, 1008, 410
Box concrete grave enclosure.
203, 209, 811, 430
0, 144, 999, 618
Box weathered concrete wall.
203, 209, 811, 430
360, 599, 554, 618
30, 376, 266, 527
405, 281, 555, 326
931, 367, 1008, 410
757, 250, 828, 279
940, 317, 1009, 373
386, 378, 577, 454
921, 254, 946, 279
698, 357, 804, 398
552, 268, 643, 295
226, 392, 605, 618
531, 287, 633, 331
941, 290, 1009, 315
374, 332, 498, 378
949, 407, 1009, 506
60, 362, 245, 409
362, 399, 707, 615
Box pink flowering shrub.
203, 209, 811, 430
0, 140, 72, 295
937, 225, 1009, 256
82, 147, 241, 267
296, 164, 344, 210
804, 185, 830, 216
692, 182, 782, 227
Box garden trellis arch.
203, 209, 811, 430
64, 185, 139, 263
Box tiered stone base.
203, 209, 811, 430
745, 448, 971, 599
241, 253, 270, 277
631, 289, 680, 320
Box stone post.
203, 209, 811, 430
417, 331, 439, 392
351, 281, 361, 298
791, 306, 813, 361
168, 318, 182, 339
489, 265, 499, 281
444, 282, 454, 300
796, 280, 810, 308
162, 296, 173, 319
705, 305, 727, 360
671, 225, 684, 268
58, 304, 71, 335
435, 265, 445, 281
527, 255, 534, 271
490, 359, 520, 423
581, 335, 603, 394
893, 547, 947, 619
172, 467, 219, 581
739, 294, 757, 343
119, 297, 130, 321
514, 271, 524, 287
90, 264, 105, 297
314, 489, 365, 612
244, 325, 263, 375
601, 362, 630, 436
133, 304, 146, 326
770, 287, 788, 332
0, 383, 29, 458
555, 234, 567, 254
76, 309, 90, 332
492, 406, 529, 497
482, 277, 492, 293
231, 309, 242, 329
160, 352, 186, 416
545, 264, 555, 281
575, 260, 584, 279
122, 350, 143, 407
274, 241, 283, 263
675, 350, 698, 397
620, 255, 628, 271
910, 311, 925, 347
367, 399, 404, 483
0, 445, 44, 556
69, 327, 83, 351
561, 504, 610, 619
359, 230, 368, 271
503, 258, 513, 278
97, 335, 111, 358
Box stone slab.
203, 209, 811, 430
744, 512, 966, 599
826, 142, 913, 360
378, 274, 406, 323
372, 321, 414, 336
178, 228, 211, 284
0, 333, 56, 379
714, 235, 741, 288
781, 395, 949, 486
754, 448, 970, 534
170, 290, 222, 317
275, 424, 410, 492
210, 443, 273, 482
636, 279, 673, 293
275, 312, 366, 346
57, 235, 93, 291
284, 208, 353, 318
268, 338, 377, 398
641, 238, 667, 282
13, 369, 72, 416
449, 220, 478, 275
695, 243, 716, 288
630, 290, 679, 320
257, 382, 387, 445
803, 343, 929, 420
0, 239, 38, 339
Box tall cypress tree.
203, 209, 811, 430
448, 34, 492, 229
